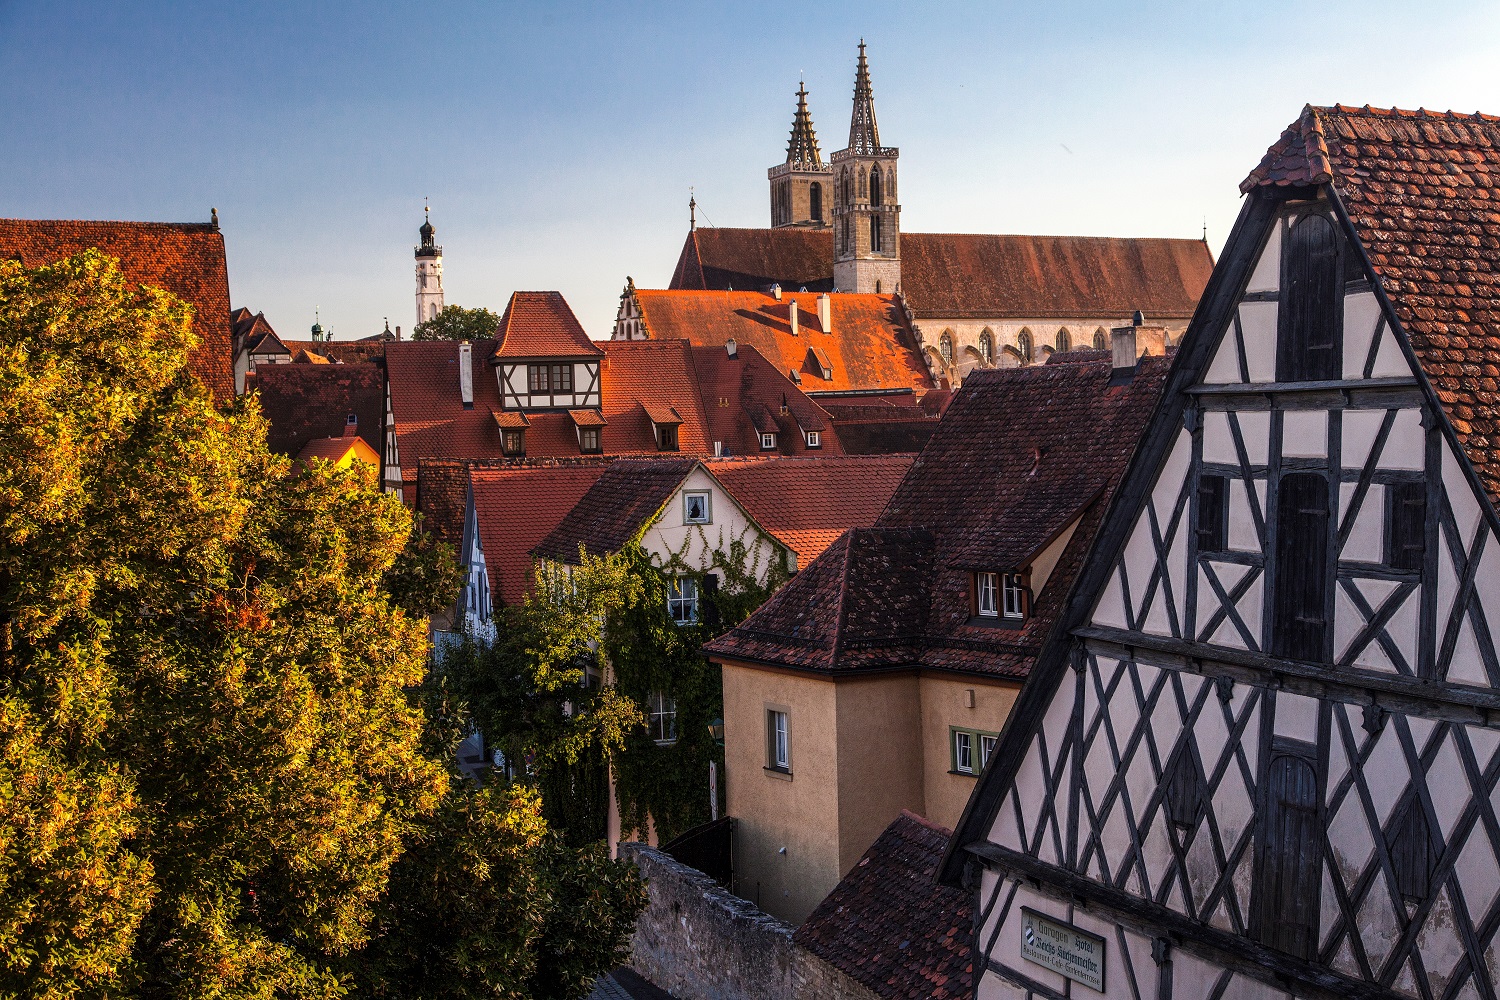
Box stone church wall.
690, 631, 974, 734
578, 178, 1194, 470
913, 316, 1190, 385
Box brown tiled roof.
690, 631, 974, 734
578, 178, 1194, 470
820, 399, 942, 456
795, 811, 971, 1000
1243, 104, 1500, 507
632, 288, 932, 395
532, 458, 699, 564
495, 291, 602, 358
415, 459, 471, 544
492, 410, 530, 429
569, 409, 607, 427
470, 464, 611, 605
0, 218, 235, 399
708, 355, 1170, 678
280, 340, 387, 365
688, 344, 841, 457
249, 363, 384, 458
667, 228, 1215, 321
711, 455, 912, 563
385, 339, 714, 494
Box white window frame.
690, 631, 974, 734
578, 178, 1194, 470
768, 708, 790, 772
683, 490, 712, 525
954, 730, 974, 774
980, 733, 998, 770
805, 430, 821, 448
1002, 573, 1027, 619
648, 691, 678, 745
760, 431, 777, 450
976, 572, 999, 617
668, 575, 699, 624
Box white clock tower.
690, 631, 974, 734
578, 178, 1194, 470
415, 205, 444, 327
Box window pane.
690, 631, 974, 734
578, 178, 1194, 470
1002, 574, 1026, 618
955, 731, 973, 773
980, 735, 997, 769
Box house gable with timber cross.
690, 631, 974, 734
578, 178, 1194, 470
943, 105, 1500, 1000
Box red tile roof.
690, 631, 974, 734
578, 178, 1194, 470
532, 458, 700, 564
690, 344, 840, 456
495, 291, 602, 358
469, 464, 610, 605
415, 459, 471, 544
708, 355, 1171, 678
1243, 104, 1500, 507
249, 363, 385, 458
295, 435, 380, 467
631, 288, 932, 395
0, 218, 235, 399
667, 227, 1215, 321
711, 456, 913, 563
794, 811, 971, 1000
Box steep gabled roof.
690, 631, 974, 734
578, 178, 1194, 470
250, 363, 384, 458
1243, 104, 1500, 507
667, 228, 1215, 321
0, 218, 235, 398
470, 463, 611, 605
795, 811, 971, 1000
632, 288, 932, 395
688, 344, 842, 457
711, 455, 912, 563
708, 355, 1170, 678
294, 435, 380, 468
495, 291, 602, 358
531, 458, 700, 563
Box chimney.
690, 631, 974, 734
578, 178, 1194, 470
817, 293, 831, 334
395, 325, 402, 341
343, 413, 359, 438
771, 283, 782, 301
789, 299, 799, 337
458, 341, 474, 408
725, 337, 738, 360
1110, 311, 1168, 385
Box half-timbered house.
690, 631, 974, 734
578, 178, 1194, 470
944, 105, 1500, 1000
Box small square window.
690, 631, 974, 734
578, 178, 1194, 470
501, 429, 526, 457
684, 491, 711, 525
657, 423, 679, 452
767, 709, 790, 772
976, 572, 999, 617
805, 430, 821, 449
648, 692, 678, 745
579, 427, 601, 454
760, 432, 777, 451
668, 575, 699, 624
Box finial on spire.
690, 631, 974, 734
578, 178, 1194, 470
210, 207, 219, 229
1202, 217, 1208, 242
848, 40, 881, 154
786, 79, 822, 165
690, 188, 696, 232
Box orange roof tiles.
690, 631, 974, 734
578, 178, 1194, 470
0, 218, 235, 399
711, 455, 912, 563
295, 435, 380, 468
631, 288, 932, 394
495, 291, 602, 358
251, 363, 384, 458
469, 465, 609, 606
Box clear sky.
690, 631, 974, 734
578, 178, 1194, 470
4, 1, 1499, 341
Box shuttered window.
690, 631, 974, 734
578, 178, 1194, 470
1277, 214, 1342, 382
1386, 482, 1427, 572
1197, 474, 1230, 554
1387, 795, 1438, 903
1256, 741, 1321, 959
1272, 473, 1330, 662
1164, 744, 1206, 831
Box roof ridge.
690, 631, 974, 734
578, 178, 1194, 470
896, 808, 954, 837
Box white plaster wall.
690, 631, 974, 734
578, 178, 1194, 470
637, 466, 789, 582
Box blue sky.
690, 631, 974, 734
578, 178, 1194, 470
3, 1, 1499, 340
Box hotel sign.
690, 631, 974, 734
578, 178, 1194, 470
1020, 908, 1106, 992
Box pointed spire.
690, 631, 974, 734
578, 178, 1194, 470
786, 79, 822, 165
847, 39, 881, 154
689, 190, 697, 232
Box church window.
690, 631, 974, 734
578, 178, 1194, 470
1196, 474, 1230, 554
1387, 794, 1438, 903
1164, 743, 1206, 831
871, 214, 883, 252
1277, 213, 1342, 382
979, 330, 994, 365
870, 166, 882, 206
939, 332, 954, 365
858, 167, 867, 198
1093, 327, 1107, 351
1055, 328, 1071, 352
1255, 740, 1321, 960
1017, 329, 1033, 364
810, 182, 822, 221
1272, 472, 1330, 662
1385, 481, 1426, 572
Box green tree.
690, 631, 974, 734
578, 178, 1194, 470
0, 251, 642, 1000
411, 306, 500, 342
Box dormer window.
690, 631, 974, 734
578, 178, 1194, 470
760, 431, 777, 451
1002, 573, 1027, 619
579, 427, 601, 454
976, 572, 1000, 617
657, 423, 679, 452
501, 429, 525, 457
975, 571, 1028, 624
805, 430, 821, 449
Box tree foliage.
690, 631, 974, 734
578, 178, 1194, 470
0, 252, 642, 1000
410, 306, 500, 342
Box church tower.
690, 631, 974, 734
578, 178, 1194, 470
415, 205, 444, 327
831, 41, 900, 294
768, 81, 833, 228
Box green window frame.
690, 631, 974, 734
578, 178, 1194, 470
950, 725, 1001, 776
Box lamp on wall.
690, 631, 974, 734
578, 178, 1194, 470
708, 717, 725, 745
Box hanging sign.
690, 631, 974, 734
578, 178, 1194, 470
1020, 908, 1106, 993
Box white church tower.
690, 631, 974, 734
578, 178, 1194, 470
415, 205, 444, 327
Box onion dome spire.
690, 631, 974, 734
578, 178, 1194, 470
847, 39, 882, 154
416, 198, 441, 259
786, 80, 822, 166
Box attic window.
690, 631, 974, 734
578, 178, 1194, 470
976, 572, 999, 617
1001, 573, 1027, 620
501, 429, 526, 457
346, 413, 358, 426
805, 430, 821, 449
657, 423, 679, 452
684, 491, 712, 525
788, 368, 802, 384
579, 427, 601, 454
760, 431, 777, 451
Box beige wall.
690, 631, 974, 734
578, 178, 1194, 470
723, 662, 841, 922
918, 673, 1022, 829
833, 673, 923, 875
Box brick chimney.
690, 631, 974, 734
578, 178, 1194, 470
1110, 311, 1167, 384
817, 293, 831, 335
343, 413, 359, 438
458, 341, 474, 408
789, 299, 800, 337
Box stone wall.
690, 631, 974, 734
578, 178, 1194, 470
620, 843, 878, 1000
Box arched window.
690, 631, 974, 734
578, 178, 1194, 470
1277, 213, 1342, 382
870, 167, 882, 206
858, 167, 867, 199
875, 280, 883, 294
810, 182, 822, 221
1017, 329, 1033, 364
940, 331, 954, 365
1056, 328, 1071, 352
871, 214, 883, 252
1093, 327, 1107, 351
979, 330, 994, 365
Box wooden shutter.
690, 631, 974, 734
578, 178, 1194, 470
1386, 482, 1427, 573
1387, 795, 1437, 902
1165, 744, 1206, 830
1257, 742, 1321, 959
702, 573, 721, 627
1196, 474, 1229, 554
1277, 214, 1342, 382
1272, 473, 1330, 662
